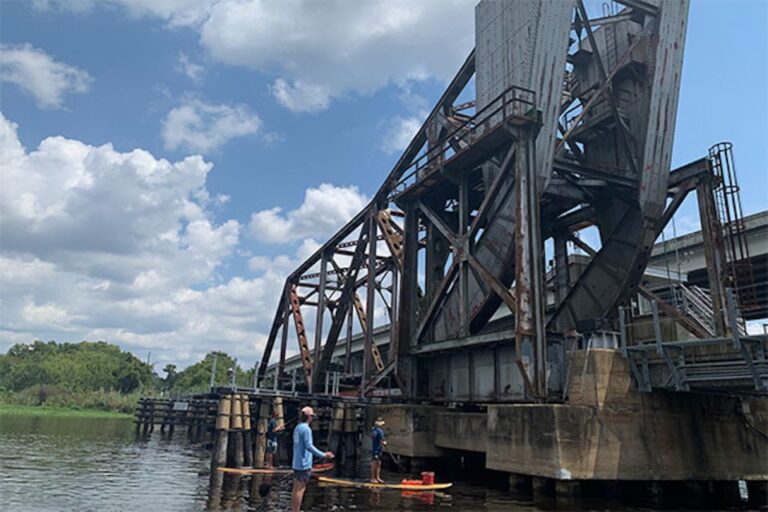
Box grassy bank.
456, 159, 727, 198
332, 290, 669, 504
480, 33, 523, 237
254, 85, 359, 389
0, 385, 142, 415
0, 403, 132, 418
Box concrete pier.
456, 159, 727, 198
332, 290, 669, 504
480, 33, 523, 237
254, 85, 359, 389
371, 349, 768, 499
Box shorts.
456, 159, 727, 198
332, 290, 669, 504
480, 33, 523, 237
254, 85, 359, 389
293, 469, 311, 483
266, 440, 277, 454
372, 452, 382, 461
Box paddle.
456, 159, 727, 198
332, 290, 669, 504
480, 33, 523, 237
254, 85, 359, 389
384, 446, 407, 473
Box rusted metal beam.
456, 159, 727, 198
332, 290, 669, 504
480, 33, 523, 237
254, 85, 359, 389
362, 215, 379, 393
278, 287, 289, 380
289, 284, 313, 388
258, 283, 288, 383
415, 260, 459, 343
467, 254, 516, 313
696, 175, 728, 336
352, 293, 384, 372
416, 200, 459, 246
575, 0, 639, 176
313, 253, 329, 384
616, 0, 659, 16
312, 227, 368, 389
376, 209, 404, 268
558, 21, 652, 150
469, 143, 516, 239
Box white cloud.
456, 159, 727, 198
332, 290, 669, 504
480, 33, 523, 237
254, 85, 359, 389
176, 53, 205, 82
381, 115, 423, 154
32, 0, 216, 28
35, 0, 475, 112
162, 98, 262, 153
249, 184, 368, 244
270, 79, 330, 113
0, 112, 277, 367
0, 43, 92, 109
248, 238, 321, 273
0, 113, 367, 368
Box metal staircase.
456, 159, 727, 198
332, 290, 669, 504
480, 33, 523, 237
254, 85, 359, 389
623, 290, 768, 393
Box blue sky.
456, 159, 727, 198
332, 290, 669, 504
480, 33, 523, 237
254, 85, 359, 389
1, 0, 766, 368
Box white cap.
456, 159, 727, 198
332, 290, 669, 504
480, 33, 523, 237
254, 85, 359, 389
301, 406, 315, 416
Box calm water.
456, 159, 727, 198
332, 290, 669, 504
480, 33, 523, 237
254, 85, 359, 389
0, 413, 746, 511
0, 413, 545, 511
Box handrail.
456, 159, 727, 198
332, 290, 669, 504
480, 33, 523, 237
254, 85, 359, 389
390, 85, 537, 197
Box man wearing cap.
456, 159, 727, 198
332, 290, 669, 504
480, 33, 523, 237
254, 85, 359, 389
370, 417, 387, 483
291, 406, 333, 512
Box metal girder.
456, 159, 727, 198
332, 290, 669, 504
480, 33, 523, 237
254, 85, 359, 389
311, 226, 368, 389
467, 254, 516, 313
376, 209, 404, 268
575, 0, 639, 176
258, 0, 704, 402
289, 285, 313, 387
352, 293, 385, 372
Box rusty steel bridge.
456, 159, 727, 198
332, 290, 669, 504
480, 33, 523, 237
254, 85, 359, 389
255, 0, 767, 402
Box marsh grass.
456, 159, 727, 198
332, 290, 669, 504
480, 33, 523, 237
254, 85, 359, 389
0, 385, 140, 415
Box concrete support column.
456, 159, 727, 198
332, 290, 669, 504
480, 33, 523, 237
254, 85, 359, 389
747, 481, 768, 507
531, 476, 554, 498
508, 473, 531, 494
555, 480, 581, 498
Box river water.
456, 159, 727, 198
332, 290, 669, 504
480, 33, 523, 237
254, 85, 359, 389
0, 413, 749, 511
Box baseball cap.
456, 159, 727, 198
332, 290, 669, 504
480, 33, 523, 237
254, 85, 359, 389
301, 406, 315, 416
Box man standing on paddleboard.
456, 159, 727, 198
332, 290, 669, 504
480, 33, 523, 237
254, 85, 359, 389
370, 417, 387, 483
291, 406, 333, 512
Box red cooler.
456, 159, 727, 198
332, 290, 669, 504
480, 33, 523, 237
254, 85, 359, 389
421, 471, 435, 485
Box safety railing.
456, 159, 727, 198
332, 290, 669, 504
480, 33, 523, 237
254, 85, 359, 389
391, 85, 537, 197
620, 289, 767, 393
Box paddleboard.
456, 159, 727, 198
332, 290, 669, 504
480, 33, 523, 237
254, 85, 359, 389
318, 476, 452, 491
218, 463, 334, 475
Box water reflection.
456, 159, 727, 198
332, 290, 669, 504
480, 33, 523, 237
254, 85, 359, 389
3, 413, 733, 511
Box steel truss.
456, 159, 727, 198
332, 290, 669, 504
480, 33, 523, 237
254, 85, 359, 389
255, 0, 746, 400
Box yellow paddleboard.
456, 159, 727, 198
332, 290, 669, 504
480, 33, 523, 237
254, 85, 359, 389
218, 463, 334, 475
318, 476, 452, 490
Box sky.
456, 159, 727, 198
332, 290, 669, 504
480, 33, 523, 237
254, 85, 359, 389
1, 0, 766, 370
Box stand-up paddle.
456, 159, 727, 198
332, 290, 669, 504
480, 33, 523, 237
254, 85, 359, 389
217, 463, 334, 475
384, 447, 406, 473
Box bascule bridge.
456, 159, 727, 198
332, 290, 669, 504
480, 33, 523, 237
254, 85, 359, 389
254, 0, 767, 498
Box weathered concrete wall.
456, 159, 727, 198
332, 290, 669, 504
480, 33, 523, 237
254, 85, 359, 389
434, 412, 487, 453
485, 349, 768, 480
367, 404, 444, 458
375, 349, 768, 482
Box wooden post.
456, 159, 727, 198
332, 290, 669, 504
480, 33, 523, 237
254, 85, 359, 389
230, 394, 245, 468
242, 395, 253, 467
253, 398, 271, 469
328, 402, 345, 460
342, 404, 358, 471
212, 394, 231, 468
274, 396, 285, 428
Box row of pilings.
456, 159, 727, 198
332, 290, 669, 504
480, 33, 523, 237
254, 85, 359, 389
135, 392, 365, 471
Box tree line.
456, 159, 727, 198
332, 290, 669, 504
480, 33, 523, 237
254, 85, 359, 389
0, 341, 252, 412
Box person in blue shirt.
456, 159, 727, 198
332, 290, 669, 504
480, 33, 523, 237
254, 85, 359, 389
370, 417, 387, 483
291, 406, 333, 512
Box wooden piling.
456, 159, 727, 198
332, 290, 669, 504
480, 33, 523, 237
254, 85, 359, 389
328, 402, 345, 458
254, 398, 271, 469
342, 404, 358, 470
274, 396, 284, 428
212, 394, 231, 468
230, 394, 245, 468
242, 395, 253, 467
